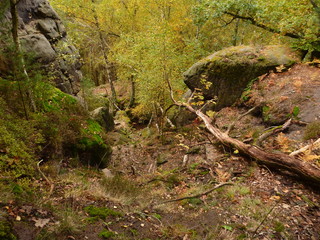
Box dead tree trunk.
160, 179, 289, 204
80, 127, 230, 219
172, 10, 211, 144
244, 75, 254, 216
187, 104, 320, 185
166, 75, 320, 185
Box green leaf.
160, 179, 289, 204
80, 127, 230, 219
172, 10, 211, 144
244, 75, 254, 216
292, 106, 300, 117
222, 225, 233, 231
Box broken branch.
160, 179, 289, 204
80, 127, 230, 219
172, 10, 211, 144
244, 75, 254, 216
256, 118, 292, 146
156, 182, 233, 205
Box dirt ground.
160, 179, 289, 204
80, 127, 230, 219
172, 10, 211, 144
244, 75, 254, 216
4, 122, 319, 240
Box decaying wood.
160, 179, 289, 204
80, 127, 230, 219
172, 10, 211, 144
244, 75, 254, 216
194, 107, 320, 185
290, 138, 320, 157
166, 80, 320, 186
256, 118, 292, 146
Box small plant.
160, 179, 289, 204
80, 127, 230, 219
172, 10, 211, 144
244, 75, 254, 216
273, 221, 285, 233
303, 121, 320, 140
186, 197, 203, 206
292, 106, 300, 118
98, 229, 116, 239
0, 217, 16, 240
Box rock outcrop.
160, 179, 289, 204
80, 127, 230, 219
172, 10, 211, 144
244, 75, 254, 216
248, 64, 320, 125
184, 45, 301, 110
1, 0, 81, 95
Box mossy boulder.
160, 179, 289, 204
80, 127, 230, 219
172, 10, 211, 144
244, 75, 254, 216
91, 107, 114, 132
183, 45, 301, 110
76, 120, 112, 168
1, 0, 81, 95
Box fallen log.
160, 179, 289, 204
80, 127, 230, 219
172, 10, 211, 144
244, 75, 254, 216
167, 77, 320, 185
189, 105, 320, 186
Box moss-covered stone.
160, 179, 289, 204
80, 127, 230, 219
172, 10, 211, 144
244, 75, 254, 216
91, 107, 114, 132
183, 45, 301, 110
76, 120, 112, 168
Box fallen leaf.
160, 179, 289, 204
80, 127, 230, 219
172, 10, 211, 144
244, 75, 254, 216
270, 195, 281, 201
33, 218, 50, 228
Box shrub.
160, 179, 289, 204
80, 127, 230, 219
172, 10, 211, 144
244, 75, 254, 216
304, 121, 320, 140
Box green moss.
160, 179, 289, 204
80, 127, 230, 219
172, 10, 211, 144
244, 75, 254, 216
303, 121, 320, 140
76, 119, 112, 168
35, 83, 78, 112
0, 217, 16, 240
98, 229, 116, 239
84, 206, 122, 220
186, 198, 202, 206
186, 146, 201, 154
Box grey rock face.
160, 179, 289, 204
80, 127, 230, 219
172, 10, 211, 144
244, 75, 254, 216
20, 34, 56, 62
2, 0, 81, 95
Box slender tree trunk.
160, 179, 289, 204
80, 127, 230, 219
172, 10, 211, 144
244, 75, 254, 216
10, 0, 37, 113
232, 19, 240, 46
90, 0, 118, 112
128, 74, 135, 108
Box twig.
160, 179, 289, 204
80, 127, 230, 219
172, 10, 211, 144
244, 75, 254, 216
156, 102, 176, 129
290, 138, 320, 157
225, 107, 256, 135
37, 160, 54, 196
256, 118, 292, 146
155, 182, 233, 205
252, 200, 279, 237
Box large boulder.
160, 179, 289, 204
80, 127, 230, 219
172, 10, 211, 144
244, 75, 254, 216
1, 0, 81, 95
183, 45, 301, 110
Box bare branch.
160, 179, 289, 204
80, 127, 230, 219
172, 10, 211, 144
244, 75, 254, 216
224, 11, 302, 39
256, 118, 292, 146
225, 107, 256, 135
156, 182, 233, 205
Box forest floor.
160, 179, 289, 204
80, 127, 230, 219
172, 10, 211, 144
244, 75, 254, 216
3, 120, 320, 240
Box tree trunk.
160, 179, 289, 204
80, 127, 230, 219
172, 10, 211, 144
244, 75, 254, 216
90, 0, 118, 112
128, 74, 135, 108
10, 0, 37, 113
